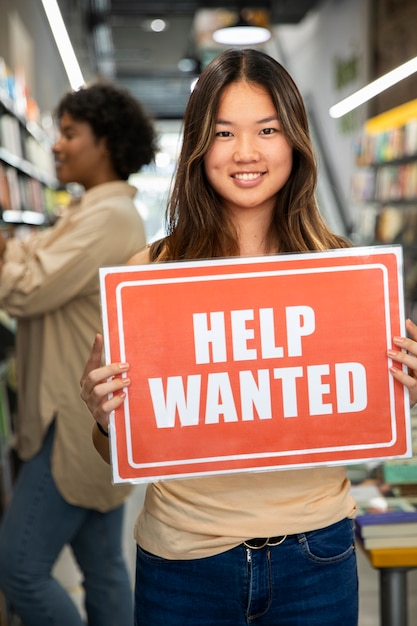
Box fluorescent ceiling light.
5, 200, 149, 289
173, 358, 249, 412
329, 55, 417, 118
41, 0, 85, 90
213, 24, 271, 45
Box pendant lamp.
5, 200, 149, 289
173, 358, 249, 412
213, 10, 271, 46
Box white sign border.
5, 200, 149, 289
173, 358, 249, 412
99, 245, 410, 482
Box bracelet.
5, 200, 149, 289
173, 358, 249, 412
96, 421, 109, 438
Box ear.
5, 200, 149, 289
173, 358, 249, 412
98, 136, 110, 156
97, 137, 117, 177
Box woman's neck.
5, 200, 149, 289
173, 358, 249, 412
233, 210, 277, 257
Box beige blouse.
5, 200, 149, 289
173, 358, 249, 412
0, 181, 146, 511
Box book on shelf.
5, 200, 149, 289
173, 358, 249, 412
358, 533, 417, 550
0, 163, 11, 212
5, 167, 21, 212
356, 515, 417, 538
354, 494, 417, 549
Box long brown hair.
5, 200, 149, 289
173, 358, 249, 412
150, 48, 350, 262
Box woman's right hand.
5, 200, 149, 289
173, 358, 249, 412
80, 333, 130, 433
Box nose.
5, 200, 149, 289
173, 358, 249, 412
52, 135, 62, 154
233, 136, 259, 163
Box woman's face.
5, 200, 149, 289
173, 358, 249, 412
52, 112, 110, 190
204, 80, 293, 220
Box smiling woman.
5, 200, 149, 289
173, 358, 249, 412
204, 81, 293, 243
53, 113, 114, 189
79, 48, 417, 626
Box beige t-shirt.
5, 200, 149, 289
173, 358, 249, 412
128, 247, 356, 560
135, 465, 356, 559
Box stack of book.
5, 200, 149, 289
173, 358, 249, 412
354, 496, 417, 550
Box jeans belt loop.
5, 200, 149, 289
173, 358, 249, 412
243, 535, 287, 549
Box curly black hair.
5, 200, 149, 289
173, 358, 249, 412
54, 81, 158, 180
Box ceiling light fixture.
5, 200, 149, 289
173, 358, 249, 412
329, 54, 417, 118
41, 0, 85, 90
150, 18, 167, 33
178, 56, 201, 73
213, 10, 271, 46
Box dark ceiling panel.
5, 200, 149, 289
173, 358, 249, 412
119, 75, 195, 118
109, 1, 320, 23
59, 0, 322, 118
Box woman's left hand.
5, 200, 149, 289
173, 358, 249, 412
387, 318, 417, 407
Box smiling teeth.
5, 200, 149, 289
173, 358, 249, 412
234, 172, 261, 180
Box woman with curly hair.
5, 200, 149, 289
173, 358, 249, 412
81, 50, 417, 625
0, 81, 157, 626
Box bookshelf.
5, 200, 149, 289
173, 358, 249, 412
0, 64, 56, 623
352, 100, 417, 492
0, 82, 58, 228
0, 64, 49, 536
352, 99, 417, 320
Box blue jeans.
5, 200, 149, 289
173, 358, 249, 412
0, 424, 133, 626
134, 517, 358, 625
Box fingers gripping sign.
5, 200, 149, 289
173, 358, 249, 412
387, 318, 417, 408
80, 333, 131, 451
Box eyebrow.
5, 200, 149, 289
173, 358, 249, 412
215, 115, 279, 125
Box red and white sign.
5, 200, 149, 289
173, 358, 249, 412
99, 245, 411, 484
